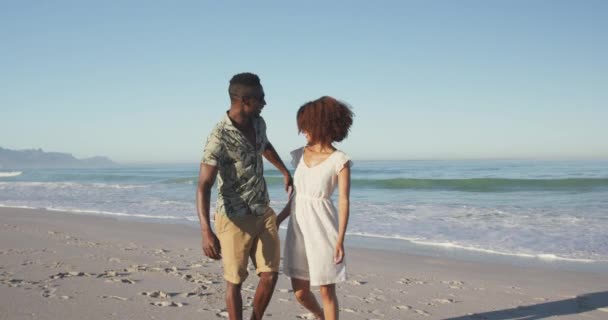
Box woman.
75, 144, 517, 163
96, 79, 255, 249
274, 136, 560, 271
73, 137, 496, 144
278, 96, 354, 320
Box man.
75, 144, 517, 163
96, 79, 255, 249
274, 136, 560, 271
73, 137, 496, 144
196, 72, 293, 320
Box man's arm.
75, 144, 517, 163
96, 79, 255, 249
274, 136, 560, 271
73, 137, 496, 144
276, 194, 294, 226
196, 163, 221, 260
263, 142, 293, 193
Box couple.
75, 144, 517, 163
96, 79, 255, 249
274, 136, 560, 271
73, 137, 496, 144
196, 72, 353, 320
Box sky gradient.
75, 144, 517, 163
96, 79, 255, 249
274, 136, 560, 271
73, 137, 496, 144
1, 1, 607, 163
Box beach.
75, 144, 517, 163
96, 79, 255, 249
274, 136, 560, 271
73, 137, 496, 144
1, 206, 607, 320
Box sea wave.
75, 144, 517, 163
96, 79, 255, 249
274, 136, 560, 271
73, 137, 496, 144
0, 171, 22, 178
348, 177, 608, 192
164, 176, 608, 192
347, 232, 604, 263
162, 177, 197, 184
0, 181, 145, 190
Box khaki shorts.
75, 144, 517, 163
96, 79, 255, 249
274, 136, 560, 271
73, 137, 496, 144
214, 207, 280, 284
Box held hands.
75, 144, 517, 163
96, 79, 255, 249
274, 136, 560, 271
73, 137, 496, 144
284, 174, 294, 194
334, 242, 345, 264
202, 230, 221, 260
276, 191, 294, 227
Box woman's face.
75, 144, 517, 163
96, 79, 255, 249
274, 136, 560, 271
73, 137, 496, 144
303, 131, 312, 144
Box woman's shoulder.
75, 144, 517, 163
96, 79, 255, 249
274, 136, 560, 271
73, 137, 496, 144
332, 149, 353, 173
290, 147, 306, 168
332, 149, 350, 160
290, 146, 305, 156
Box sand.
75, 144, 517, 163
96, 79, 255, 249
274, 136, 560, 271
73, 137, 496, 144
1, 206, 607, 320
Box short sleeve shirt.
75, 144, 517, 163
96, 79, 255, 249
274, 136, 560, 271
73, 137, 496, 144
201, 113, 270, 217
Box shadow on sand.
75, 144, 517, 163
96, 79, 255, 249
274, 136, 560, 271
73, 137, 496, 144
444, 291, 608, 320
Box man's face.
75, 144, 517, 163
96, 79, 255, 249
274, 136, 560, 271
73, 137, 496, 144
242, 86, 266, 118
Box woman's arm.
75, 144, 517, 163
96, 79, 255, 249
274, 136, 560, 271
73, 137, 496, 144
334, 165, 351, 264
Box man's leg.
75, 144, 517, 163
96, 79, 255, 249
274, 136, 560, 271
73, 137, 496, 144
215, 214, 255, 320
250, 209, 281, 320
249, 271, 278, 320
226, 281, 243, 320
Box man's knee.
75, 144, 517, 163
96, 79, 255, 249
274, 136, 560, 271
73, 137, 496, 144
226, 281, 242, 294
259, 271, 278, 284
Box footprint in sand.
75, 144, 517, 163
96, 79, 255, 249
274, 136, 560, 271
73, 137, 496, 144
175, 292, 202, 298
370, 309, 384, 316
105, 278, 136, 284
141, 291, 169, 298
414, 309, 431, 316
154, 249, 170, 255
346, 279, 367, 285
188, 263, 204, 268
433, 299, 457, 304
100, 295, 129, 301
243, 285, 256, 293
428, 298, 458, 305
2, 278, 24, 288
124, 265, 147, 272
41, 288, 57, 298
296, 313, 316, 319
151, 301, 185, 307
396, 278, 427, 285
441, 280, 465, 289
216, 311, 229, 318
49, 271, 90, 280
393, 305, 411, 310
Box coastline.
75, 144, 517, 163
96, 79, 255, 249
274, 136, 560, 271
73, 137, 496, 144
3, 202, 606, 274
1, 206, 607, 319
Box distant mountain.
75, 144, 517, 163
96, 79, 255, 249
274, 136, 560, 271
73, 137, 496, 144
0, 147, 116, 168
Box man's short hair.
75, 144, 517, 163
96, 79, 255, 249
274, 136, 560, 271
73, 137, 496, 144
297, 96, 354, 145
229, 72, 262, 100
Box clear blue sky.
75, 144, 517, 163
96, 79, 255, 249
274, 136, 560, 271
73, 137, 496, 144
1, 1, 607, 163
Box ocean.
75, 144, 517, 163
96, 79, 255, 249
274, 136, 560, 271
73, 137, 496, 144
1, 160, 607, 268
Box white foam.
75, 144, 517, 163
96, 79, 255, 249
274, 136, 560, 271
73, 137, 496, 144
0, 203, 39, 210
45, 207, 185, 220
347, 232, 602, 263
0, 181, 144, 189
0, 171, 22, 178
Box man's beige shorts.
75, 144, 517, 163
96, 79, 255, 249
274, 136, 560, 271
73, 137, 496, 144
214, 207, 280, 284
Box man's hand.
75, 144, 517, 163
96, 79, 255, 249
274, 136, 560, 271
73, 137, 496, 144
202, 230, 221, 260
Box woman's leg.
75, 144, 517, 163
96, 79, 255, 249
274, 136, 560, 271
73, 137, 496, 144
319, 284, 338, 320
291, 278, 324, 319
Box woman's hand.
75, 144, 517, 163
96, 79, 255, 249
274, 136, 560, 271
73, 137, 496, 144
334, 242, 345, 264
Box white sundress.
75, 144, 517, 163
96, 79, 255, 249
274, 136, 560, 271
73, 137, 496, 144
282, 147, 352, 286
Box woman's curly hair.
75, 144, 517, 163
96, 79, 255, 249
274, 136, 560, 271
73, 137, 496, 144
297, 96, 353, 145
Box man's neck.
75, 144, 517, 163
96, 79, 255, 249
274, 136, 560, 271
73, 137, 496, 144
227, 108, 251, 129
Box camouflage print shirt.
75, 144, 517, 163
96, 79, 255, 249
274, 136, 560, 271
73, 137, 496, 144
201, 113, 270, 217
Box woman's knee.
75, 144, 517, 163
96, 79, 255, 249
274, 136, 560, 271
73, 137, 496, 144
294, 288, 311, 302
319, 284, 336, 300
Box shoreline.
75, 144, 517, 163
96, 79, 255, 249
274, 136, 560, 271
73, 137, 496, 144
1, 206, 608, 319
2, 204, 606, 275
